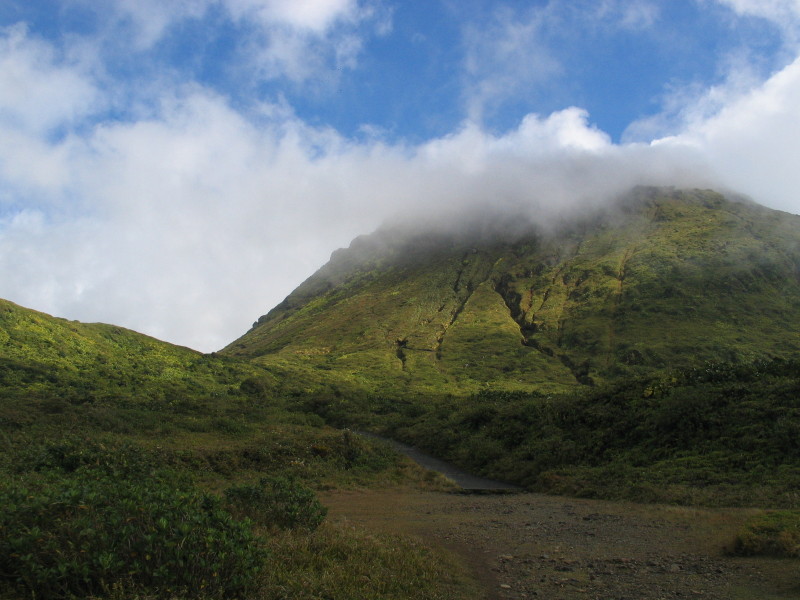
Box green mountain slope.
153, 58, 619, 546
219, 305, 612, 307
0, 300, 467, 599
0, 297, 250, 405
224, 188, 800, 395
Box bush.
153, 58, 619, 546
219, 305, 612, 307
225, 476, 327, 531
0, 472, 266, 599
732, 510, 800, 557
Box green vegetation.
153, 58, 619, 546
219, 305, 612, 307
0, 437, 466, 599
732, 510, 800, 557
226, 188, 800, 397
0, 301, 473, 599
294, 357, 800, 507
224, 476, 328, 531
3, 187, 800, 596
0, 466, 266, 599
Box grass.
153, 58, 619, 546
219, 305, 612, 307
732, 510, 800, 557
225, 188, 800, 397
348, 358, 800, 507
258, 523, 476, 599
3, 187, 800, 596
0, 299, 476, 599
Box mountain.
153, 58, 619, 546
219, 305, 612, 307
224, 187, 800, 396
2, 185, 800, 519
0, 297, 254, 407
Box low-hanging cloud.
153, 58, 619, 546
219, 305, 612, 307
1, 6, 800, 352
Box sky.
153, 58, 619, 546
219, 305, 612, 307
2, 0, 800, 352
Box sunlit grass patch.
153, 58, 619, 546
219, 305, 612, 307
732, 511, 800, 558
258, 523, 477, 600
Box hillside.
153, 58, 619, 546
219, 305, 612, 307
0, 297, 470, 600
224, 187, 800, 396
2, 187, 800, 598
0, 297, 252, 406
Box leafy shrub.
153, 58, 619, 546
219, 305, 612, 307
732, 510, 800, 557
0, 472, 266, 599
13, 437, 167, 478
225, 476, 327, 531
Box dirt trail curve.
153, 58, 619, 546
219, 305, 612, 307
321, 489, 800, 600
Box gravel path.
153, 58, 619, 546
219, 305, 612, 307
321, 489, 800, 600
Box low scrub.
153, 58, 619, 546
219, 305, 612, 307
224, 476, 328, 531
259, 524, 474, 599
732, 510, 800, 557
375, 358, 800, 506
0, 471, 265, 599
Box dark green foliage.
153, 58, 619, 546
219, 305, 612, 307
225, 476, 327, 531
0, 469, 265, 599
0, 295, 473, 599
382, 358, 800, 506
7, 437, 179, 480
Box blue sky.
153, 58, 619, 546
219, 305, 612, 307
2, 0, 800, 351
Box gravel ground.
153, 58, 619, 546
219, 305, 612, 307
321, 489, 800, 600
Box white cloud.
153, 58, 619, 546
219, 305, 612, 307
223, 0, 362, 32
0, 56, 715, 352
71, 0, 213, 51
61, 0, 383, 85
459, 1, 662, 124
2, 3, 800, 354
461, 6, 561, 123
708, 0, 800, 47
0, 24, 100, 135
712, 0, 800, 22
622, 52, 765, 142
658, 55, 800, 214
595, 0, 660, 30
223, 0, 382, 83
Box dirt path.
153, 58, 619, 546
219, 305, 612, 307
321, 489, 800, 600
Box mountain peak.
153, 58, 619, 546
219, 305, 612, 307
224, 187, 800, 396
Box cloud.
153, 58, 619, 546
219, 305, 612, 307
707, 0, 800, 48
0, 24, 100, 135
1, 4, 800, 354
460, 5, 561, 123
65, 0, 384, 85
69, 0, 213, 51
224, 0, 387, 84
223, 0, 363, 33
459, 1, 661, 123
0, 51, 714, 352
712, 0, 800, 23
595, 0, 661, 30
658, 55, 800, 214
621, 54, 765, 142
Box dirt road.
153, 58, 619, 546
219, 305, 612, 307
321, 489, 799, 600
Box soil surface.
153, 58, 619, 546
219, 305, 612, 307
321, 488, 800, 600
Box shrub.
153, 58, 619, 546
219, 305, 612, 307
732, 510, 800, 557
0, 472, 266, 599
225, 476, 327, 531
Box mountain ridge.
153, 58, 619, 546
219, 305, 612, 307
224, 187, 800, 396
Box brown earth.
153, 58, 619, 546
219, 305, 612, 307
321, 488, 800, 600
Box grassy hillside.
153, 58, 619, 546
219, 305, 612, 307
225, 188, 800, 396
3, 186, 800, 597
0, 297, 248, 405
0, 300, 472, 600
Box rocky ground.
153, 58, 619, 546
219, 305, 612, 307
321, 489, 800, 600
